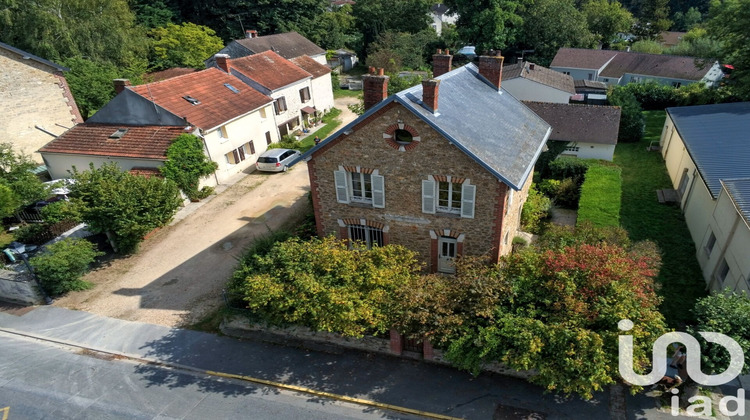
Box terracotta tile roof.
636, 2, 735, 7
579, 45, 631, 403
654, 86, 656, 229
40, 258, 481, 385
145, 67, 199, 83
502, 61, 575, 94
39, 124, 186, 159
574, 80, 608, 90
550, 48, 618, 69
600, 52, 708, 80
234, 32, 325, 60
129, 167, 164, 177
130, 68, 272, 130
229, 51, 312, 91
523, 101, 621, 145
290, 55, 331, 78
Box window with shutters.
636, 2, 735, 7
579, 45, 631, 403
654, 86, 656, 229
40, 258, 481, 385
422, 175, 475, 218
246, 141, 255, 155
265, 131, 272, 145
333, 167, 384, 208
299, 87, 311, 102
224, 146, 247, 166
274, 96, 287, 115
348, 225, 384, 249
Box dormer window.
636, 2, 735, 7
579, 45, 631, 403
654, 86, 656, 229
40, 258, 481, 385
183, 95, 200, 105
109, 128, 128, 139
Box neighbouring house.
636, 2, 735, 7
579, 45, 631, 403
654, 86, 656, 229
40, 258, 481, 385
0, 41, 83, 163
549, 48, 724, 88
297, 52, 551, 273
214, 51, 328, 137
574, 80, 608, 95
430, 3, 457, 36
501, 61, 576, 104
660, 31, 686, 48
205, 31, 327, 69
523, 102, 621, 161
39, 125, 187, 179
659, 102, 750, 292
41, 68, 279, 184
290, 55, 335, 114
328, 49, 358, 72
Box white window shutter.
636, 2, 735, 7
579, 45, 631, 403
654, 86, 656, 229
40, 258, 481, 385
461, 183, 476, 218
334, 170, 349, 203
422, 179, 436, 214
372, 174, 385, 208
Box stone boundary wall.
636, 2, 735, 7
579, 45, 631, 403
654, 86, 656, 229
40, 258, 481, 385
220, 315, 533, 380
0, 269, 44, 306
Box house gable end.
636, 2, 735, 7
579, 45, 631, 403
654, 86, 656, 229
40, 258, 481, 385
86, 89, 186, 126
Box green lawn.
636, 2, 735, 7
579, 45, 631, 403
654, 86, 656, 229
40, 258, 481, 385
298, 108, 343, 152
614, 110, 707, 326
333, 88, 363, 99
577, 163, 622, 228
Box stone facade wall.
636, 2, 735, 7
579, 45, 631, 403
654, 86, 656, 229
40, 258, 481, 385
0, 269, 44, 306
0, 48, 81, 163
309, 102, 520, 270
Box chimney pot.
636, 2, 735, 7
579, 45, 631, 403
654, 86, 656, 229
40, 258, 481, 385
369, 66, 376, 75
113, 79, 131, 94
437, 49, 442, 54
421, 79, 440, 113
246, 30, 258, 38
432, 50, 453, 77
478, 53, 505, 90
378, 68, 385, 76
215, 54, 231, 73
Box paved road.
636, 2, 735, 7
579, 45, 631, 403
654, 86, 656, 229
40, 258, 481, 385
0, 332, 419, 420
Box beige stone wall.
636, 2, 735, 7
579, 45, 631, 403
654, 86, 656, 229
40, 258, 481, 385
310, 102, 522, 270
0, 49, 80, 163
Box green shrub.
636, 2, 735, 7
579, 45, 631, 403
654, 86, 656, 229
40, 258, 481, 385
609, 87, 645, 142
39, 200, 82, 224
12, 223, 48, 243
538, 178, 561, 197
622, 82, 679, 110
577, 163, 622, 228
30, 238, 103, 296
160, 134, 218, 201
521, 185, 551, 233
548, 157, 590, 180
555, 177, 582, 209
689, 290, 750, 374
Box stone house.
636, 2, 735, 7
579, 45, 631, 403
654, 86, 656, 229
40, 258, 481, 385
659, 102, 750, 292
297, 53, 551, 273
0, 41, 82, 163
205, 31, 327, 69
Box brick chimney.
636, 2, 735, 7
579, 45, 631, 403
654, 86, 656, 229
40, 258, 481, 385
478, 51, 505, 90
432, 49, 453, 77
113, 79, 131, 94
422, 79, 440, 113
363, 67, 389, 111
215, 54, 231, 73
246, 30, 258, 38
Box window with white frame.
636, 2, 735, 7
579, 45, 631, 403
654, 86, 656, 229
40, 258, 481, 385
705, 231, 716, 256
217, 126, 228, 142
348, 224, 383, 249
334, 167, 385, 208
422, 176, 475, 218
274, 96, 287, 115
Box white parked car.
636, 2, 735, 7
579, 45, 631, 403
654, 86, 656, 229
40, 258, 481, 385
255, 148, 301, 172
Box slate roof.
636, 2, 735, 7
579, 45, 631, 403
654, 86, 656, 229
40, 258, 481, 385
0, 41, 68, 71
523, 102, 620, 145
39, 124, 185, 159
502, 62, 575, 94
722, 179, 750, 226
290, 55, 331, 78
130, 68, 273, 131
235, 32, 325, 60
550, 48, 618, 70
299, 64, 551, 190
667, 102, 750, 198
229, 51, 311, 91
600, 52, 708, 80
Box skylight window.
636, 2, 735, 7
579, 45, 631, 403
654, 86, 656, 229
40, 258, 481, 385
109, 128, 128, 139
224, 83, 240, 93
182, 95, 201, 105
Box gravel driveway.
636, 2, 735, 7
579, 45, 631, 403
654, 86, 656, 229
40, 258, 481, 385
54, 164, 312, 327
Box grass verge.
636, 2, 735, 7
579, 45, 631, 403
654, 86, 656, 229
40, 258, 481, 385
614, 110, 706, 326
577, 163, 622, 228
299, 107, 343, 152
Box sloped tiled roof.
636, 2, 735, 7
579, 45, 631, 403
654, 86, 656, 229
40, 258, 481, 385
290, 55, 331, 78
722, 179, 750, 227
523, 102, 620, 145
229, 51, 312, 91
550, 48, 618, 69
130, 68, 273, 131
40, 124, 186, 159
660, 31, 686, 47
600, 52, 708, 80
502, 62, 575, 94
145, 67, 199, 83
667, 102, 750, 198
235, 32, 325, 60
300, 64, 552, 190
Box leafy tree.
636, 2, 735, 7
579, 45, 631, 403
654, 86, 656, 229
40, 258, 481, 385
442, 0, 524, 54
70, 163, 182, 253
689, 290, 750, 374
30, 238, 102, 296
366, 29, 438, 71
518, 0, 596, 65
160, 134, 218, 200
148, 22, 224, 70
0, 182, 21, 219
387, 73, 424, 95
0, 0, 147, 68
130, 0, 178, 28
232, 236, 421, 337
707, 0, 750, 99
672, 6, 702, 30
664, 35, 722, 59
0, 143, 47, 213
305, 5, 359, 50
609, 87, 645, 142
61, 57, 120, 119
630, 39, 664, 53
520, 185, 551, 233
352, 0, 435, 56
582, 0, 635, 47
633, 0, 672, 39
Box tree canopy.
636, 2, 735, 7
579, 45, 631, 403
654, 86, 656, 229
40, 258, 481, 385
442, 0, 524, 54
0, 143, 47, 215
582, 0, 635, 47
160, 134, 218, 200
353, 0, 435, 55
518, 0, 596, 65
707, 0, 750, 99
148, 22, 224, 70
